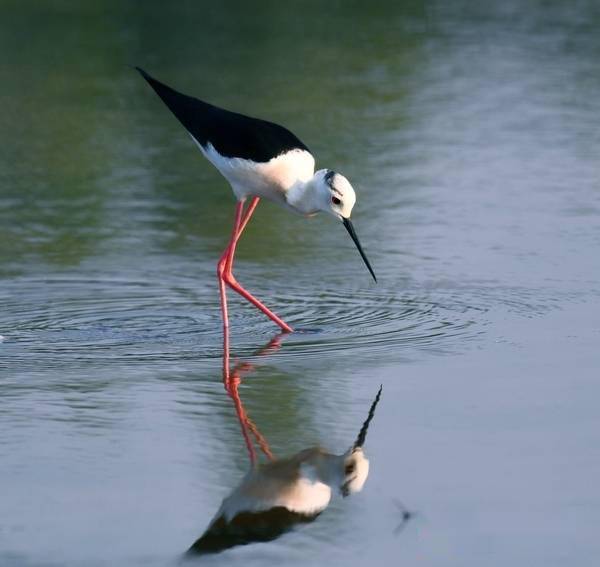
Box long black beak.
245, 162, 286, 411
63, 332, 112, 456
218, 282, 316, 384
353, 385, 383, 450
342, 218, 377, 282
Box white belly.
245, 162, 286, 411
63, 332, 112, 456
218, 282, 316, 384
192, 137, 315, 203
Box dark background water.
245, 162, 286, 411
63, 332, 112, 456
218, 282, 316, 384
1, 1, 600, 565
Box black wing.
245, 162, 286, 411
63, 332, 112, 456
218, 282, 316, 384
186, 507, 319, 556
136, 67, 310, 163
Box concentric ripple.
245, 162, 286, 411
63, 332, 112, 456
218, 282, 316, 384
0, 267, 561, 373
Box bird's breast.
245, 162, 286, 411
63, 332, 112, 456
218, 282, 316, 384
198, 140, 315, 202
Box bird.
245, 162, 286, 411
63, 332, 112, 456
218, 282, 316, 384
186, 385, 383, 556
135, 67, 376, 334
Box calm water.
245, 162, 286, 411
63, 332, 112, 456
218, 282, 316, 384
2, 1, 600, 565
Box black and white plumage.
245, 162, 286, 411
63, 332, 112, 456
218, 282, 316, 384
136, 67, 310, 163
137, 67, 319, 211
186, 447, 368, 556
186, 386, 382, 556
136, 67, 375, 333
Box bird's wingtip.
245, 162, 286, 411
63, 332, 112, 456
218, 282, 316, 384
133, 66, 150, 79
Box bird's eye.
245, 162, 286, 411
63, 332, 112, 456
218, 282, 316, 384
331, 196, 341, 206
345, 463, 355, 475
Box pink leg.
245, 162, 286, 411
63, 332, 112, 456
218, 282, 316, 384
238, 196, 260, 237
221, 326, 257, 464
222, 331, 284, 464
217, 201, 244, 332
228, 373, 258, 465
218, 198, 293, 332
225, 337, 278, 463
246, 417, 274, 461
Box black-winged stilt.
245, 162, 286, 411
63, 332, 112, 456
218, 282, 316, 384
187, 384, 383, 555
136, 68, 376, 333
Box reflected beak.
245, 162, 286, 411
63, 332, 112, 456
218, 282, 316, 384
353, 385, 383, 450
342, 217, 377, 282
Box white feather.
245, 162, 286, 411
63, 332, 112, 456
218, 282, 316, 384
192, 136, 315, 203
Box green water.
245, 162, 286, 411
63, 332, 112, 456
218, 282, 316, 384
2, 2, 600, 565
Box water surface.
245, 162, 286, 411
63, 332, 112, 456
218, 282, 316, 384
1, 2, 600, 566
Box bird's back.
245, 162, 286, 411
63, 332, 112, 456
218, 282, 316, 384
136, 67, 310, 163
186, 448, 331, 556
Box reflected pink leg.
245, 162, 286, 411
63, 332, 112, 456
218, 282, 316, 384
228, 373, 258, 465
222, 331, 283, 464
222, 327, 257, 464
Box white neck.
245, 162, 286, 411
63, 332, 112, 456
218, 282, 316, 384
301, 451, 345, 487
285, 177, 321, 215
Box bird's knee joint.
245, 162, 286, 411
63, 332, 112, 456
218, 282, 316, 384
223, 272, 238, 286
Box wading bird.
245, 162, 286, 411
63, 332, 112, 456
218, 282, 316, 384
136, 68, 376, 333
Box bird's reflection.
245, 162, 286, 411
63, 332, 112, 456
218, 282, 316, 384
186, 333, 382, 556
219, 330, 281, 465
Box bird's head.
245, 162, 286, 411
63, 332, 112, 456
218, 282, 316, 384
314, 169, 357, 220
339, 385, 382, 497
340, 447, 370, 497
313, 169, 376, 282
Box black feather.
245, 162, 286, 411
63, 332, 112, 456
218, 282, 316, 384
136, 67, 310, 163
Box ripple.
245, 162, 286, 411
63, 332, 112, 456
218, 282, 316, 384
0, 270, 565, 372
262, 284, 483, 363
